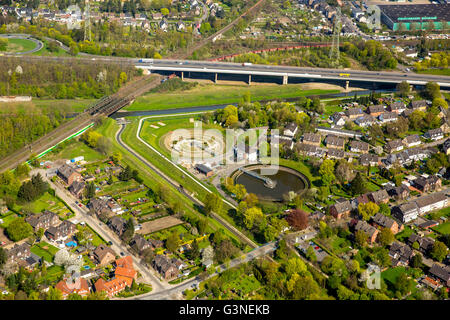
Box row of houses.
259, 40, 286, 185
25, 210, 77, 242
392, 192, 448, 223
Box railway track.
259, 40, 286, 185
0, 74, 162, 173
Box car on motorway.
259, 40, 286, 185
78, 203, 83, 207
120, 252, 125, 256
108, 241, 113, 245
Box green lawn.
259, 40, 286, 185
0, 213, 18, 228
39, 265, 65, 284
42, 140, 105, 163
14, 192, 71, 218
126, 83, 340, 111
381, 266, 406, 285
0, 99, 95, 114
221, 274, 261, 297
4, 38, 38, 53
417, 69, 450, 76
432, 221, 450, 235
396, 226, 414, 241
31, 241, 60, 263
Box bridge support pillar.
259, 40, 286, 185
345, 80, 349, 91
214, 73, 218, 83
181, 71, 184, 81
248, 74, 252, 86
282, 75, 288, 85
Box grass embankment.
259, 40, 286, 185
0, 99, 95, 114
417, 69, 450, 76
125, 83, 340, 111
3, 38, 37, 53
96, 118, 243, 245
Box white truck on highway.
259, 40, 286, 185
138, 58, 154, 64
242, 63, 252, 66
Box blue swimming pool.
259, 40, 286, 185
84, 265, 91, 270
66, 241, 77, 247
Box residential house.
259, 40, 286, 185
159, 19, 168, 30
368, 189, 389, 204
69, 181, 85, 198
349, 140, 369, 153
372, 212, 402, 234
407, 234, 435, 254
7, 243, 31, 264
114, 256, 137, 287
354, 220, 379, 244
392, 202, 419, 223
195, 163, 213, 177
415, 193, 448, 215
345, 107, 365, 120
295, 143, 324, 157
152, 254, 182, 280
152, 12, 162, 19
354, 115, 375, 127
316, 126, 363, 139
108, 216, 127, 236
324, 135, 345, 149
331, 113, 346, 126
359, 154, 379, 166
443, 138, 450, 155
302, 133, 321, 146
57, 164, 82, 186
403, 134, 421, 148
384, 148, 431, 168
45, 220, 77, 241
378, 112, 398, 124
367, 105, 385, 117
94, 277, 129, 298
326, 149, 345, 159
55, 278, 90, 299
92, 244, 116, 266
25, 211, 60, 232
283, 122, 299, 137
107, 199, 123, 215
87, 198, 111, 216
388, 102, 406, 114
385, 139, 404, 153
413, 175, 442, 193
278, 136, 294, 150
386, 185, 410, 201
429, 264, 450, 287
389, 242, 414, 267
424, 128, 444, 141
329, 200, 352, 219
409, 100, 427, 111
176, 20, 185, 31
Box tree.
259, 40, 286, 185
358, 202, 379, 221
285, 209, 308, 231
166, 231, 180, 253
203, 193, 222, 216
285, 258, 307, 278
46, 287, 63, 300
355, 230, 368, 247
0, 247, 7, 266
396, 81, 410, 97
6, 218, 33, 242
215, 239, 238, 263
378, 228, 394, 246
319, 159, 335, 186
161, 7, 169, 16
395, 273, 413, 296
118, 165, 133, 181
335, 160, 355, 184
430, 241, 448, 262
122, 218, 135, 243
410, 254, 422, 268
423, 82, 441, 100
188, 240, 200, 260
350, 172, 368, 196
85, 182, 96, 199
112, 151, 122, 163
243, 207, 264, 230
432, 97, 448, 110
306, 246, 316, 262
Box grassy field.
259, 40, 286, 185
14, 192, 72, 218
125, 83, 340, 111
32, 39, 70, 57
0, 99, 95, 114
42, 140, 105, 163
432, 221, 450, 235
417, 69, 450, 76
31, 241, 59, 263
4, 38, 37, 53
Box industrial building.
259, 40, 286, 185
378, 4, 450, 31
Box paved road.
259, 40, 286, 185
0, 33, 43, 55
32, 168, 169, 293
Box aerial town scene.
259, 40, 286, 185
0, 0, 449, 306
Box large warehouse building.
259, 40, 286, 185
378, 4, 450, 31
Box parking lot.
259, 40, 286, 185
297, 240, 329, 262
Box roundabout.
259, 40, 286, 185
231, 164, 310, 202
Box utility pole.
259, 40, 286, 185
84, 0, 91, 42
329, 7, 341, 67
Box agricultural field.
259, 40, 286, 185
138, 215, 184, 235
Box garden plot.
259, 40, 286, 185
137, 216, 184, 235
